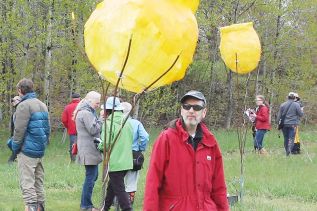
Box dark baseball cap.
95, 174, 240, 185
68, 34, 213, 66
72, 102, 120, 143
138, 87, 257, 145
180, 90, 206, 105
72, 93, 80, 98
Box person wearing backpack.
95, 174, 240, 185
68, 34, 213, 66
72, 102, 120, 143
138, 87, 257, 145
277, 92, 304, 156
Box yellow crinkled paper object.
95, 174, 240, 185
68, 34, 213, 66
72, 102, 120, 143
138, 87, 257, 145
219, 22, 261, 74
84, 0, 199, 93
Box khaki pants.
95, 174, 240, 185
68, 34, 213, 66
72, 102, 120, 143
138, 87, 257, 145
17, 153, 45, 205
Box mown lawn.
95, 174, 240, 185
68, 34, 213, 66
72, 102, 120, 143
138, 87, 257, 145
0, 125, 316, 211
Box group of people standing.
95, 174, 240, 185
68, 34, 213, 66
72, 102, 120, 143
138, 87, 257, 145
62, 91, 149, 211
5, 77, 305, 211
248, 92, 304, 156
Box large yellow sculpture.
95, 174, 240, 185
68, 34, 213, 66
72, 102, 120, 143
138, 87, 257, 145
219, 22, 261, 74
84, 0, 199, 93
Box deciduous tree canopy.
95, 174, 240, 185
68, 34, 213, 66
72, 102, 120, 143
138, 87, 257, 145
0, 0, 316, 129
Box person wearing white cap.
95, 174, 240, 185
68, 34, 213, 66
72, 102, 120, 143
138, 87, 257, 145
121, 102, 149, 205
277, 92, 304, 156
144, 90, 229, 211
97, 96, 134, 211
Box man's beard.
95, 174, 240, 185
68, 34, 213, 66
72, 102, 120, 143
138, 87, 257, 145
183, 116, 200, 127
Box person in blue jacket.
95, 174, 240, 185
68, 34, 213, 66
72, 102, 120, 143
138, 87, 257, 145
121, 102, 149, 204
7, 78, 50, 211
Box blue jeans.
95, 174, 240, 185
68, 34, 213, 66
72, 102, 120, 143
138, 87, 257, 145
282, 126, 296, 156
69, 135, 77, 161
81, 165, 98, 209
254, 129, 267, 150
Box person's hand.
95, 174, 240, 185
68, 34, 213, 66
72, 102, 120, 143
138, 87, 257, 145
8, 138, 21, 154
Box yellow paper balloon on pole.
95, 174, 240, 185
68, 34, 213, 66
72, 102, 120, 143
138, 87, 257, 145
84, 0, 199, 93
219, 22, 261, 74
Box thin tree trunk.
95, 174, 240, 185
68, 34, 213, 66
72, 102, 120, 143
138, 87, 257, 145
44, 0, 53, 109
224, 0, 240, 129
269, 0, 282, 124
224, 70, 234, 129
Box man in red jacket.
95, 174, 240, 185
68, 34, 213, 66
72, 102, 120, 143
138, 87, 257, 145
62, 93, 80, 162
144, 90, 229, 211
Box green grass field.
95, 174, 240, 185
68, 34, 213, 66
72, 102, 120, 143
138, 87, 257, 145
0, 126, 316, 211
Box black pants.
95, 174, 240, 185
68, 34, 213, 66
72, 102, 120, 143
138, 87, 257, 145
104, 170, 132, 211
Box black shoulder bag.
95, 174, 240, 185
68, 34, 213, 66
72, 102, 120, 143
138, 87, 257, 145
132, 150, 144, 171
278, 102, 293, 130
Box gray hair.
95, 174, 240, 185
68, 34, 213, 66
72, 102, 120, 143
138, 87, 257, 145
72, 91, 101, 120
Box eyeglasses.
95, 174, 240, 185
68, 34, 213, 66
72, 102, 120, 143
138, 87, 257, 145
182, 104, 205, 111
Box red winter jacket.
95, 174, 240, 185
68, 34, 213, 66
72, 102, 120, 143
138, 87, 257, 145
255, 105, 271, 130
61, 99, 80, 135
144, 119, 229, 211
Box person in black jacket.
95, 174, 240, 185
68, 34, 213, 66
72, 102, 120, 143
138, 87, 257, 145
7, 96, 21, 164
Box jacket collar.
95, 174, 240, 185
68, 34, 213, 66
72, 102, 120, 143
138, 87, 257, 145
21, 92, 36, 101
79, 101, 97, 116
107, 111, 124, 124
71, 99, 80, 103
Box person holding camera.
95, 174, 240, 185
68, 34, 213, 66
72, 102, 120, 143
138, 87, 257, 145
251, 95, 271, 154
73, 91, 103, 211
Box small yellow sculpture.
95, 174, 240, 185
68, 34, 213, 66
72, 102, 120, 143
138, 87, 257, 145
219, 22, 261, 74
84, 0, 199, 93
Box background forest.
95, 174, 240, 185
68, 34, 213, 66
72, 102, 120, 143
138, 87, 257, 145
1, 0, 317, 130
